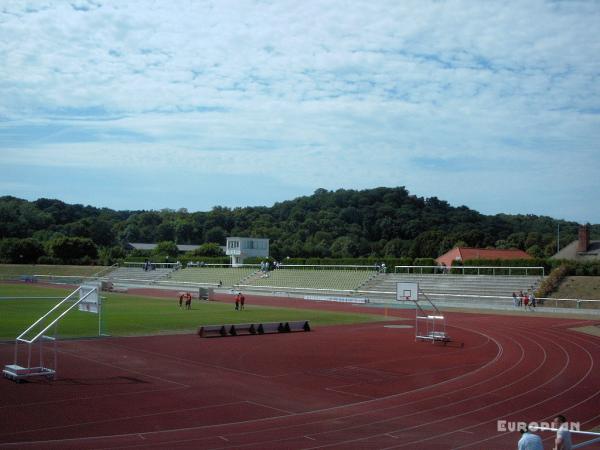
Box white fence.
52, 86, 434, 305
394, 265, 545, 276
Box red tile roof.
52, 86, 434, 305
457, 248, 532, 260
436, 247, 532, 267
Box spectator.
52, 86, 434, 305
517, 426, 543, 450
529, 292, 536, 309
552, 415, 572, 450
512, 292, 518, 308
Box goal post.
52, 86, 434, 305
3, 283, 105, 383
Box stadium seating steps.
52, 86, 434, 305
244, 268, 376, 291
363, 273, 543, 306
104, 267, 173, 283
169, 267, 257, 286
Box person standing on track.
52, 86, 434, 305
179, 293, 184, 308
240, 292, 245, 310
552, 415, 573, 450
185, 292, 192, 310
235, 292, 240, 310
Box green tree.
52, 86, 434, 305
383, 238, 410, 257
526, 245, 544, 258
0, 238, 46, 263
410, 230, 445, 258
154, 241, 179, 257
330, 236, 359, 258
98, 245, 127, 265
47, 237, 98, 263
190, 243, 224, 257
204, 226, 226, 245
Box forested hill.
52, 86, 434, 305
0, 187, 597, 261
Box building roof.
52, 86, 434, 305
436, 247, 532, 267
551, 240, 600, 261
456, 247, 532, 260
226, 236, 269, 241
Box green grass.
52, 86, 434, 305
0, 284, 387, 340
0, 264, 108, 278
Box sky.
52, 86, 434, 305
0, 0, 599, 222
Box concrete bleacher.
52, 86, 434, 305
104, 267, 173, 283
245, 268, 376, 291
169, 267, 257, 287
362, 273, 543, 307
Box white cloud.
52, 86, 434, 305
0, 0, 599, 221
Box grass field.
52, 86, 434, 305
0, 264, 108, 279
0, 283, 387, 340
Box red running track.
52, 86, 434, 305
1, 293, 599, 449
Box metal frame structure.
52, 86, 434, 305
397, 282, 451, 344
3, 285, 100, 383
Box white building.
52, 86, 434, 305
225, 237, 269, 266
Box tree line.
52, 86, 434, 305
0, 187, 597, 265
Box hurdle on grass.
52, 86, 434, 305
397, 282, 451, 344
3, 282, 105, 382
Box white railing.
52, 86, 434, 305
91, 263, 118, 278
278, 264, 378, 271
30, 274, 96, 284
394, 265, 545, 276
184, 263, 377, 270
124, 262, 179, 269
186, 263, 260, 268
530, 426, 600, 449
352, 290, 600, 312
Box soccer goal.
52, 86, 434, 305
3, 283, 103, 382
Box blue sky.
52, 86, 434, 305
1, 0, 599, 222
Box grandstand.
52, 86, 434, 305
99, 262, 544, 309
169, 266, 258, 286
363, 272, 543, 307
104, 266, 173, 283
244, 266, 376, 291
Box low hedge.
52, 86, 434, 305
536, 265, 570, 297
